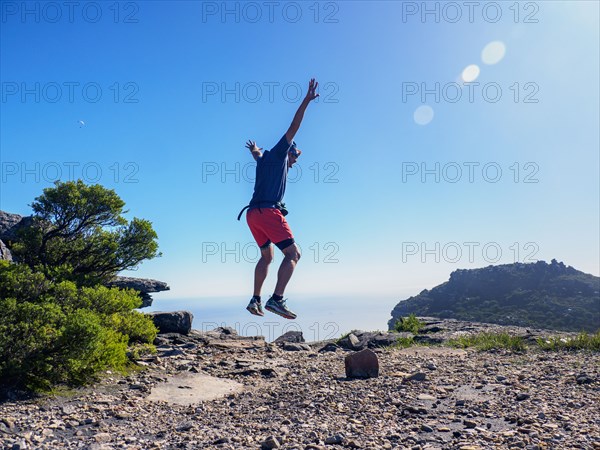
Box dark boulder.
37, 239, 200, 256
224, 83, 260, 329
274, 331, 305, 344
148, 311, 193, 335
344, 348, 379, 378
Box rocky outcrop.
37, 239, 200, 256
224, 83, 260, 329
389, 260, 600, 332
0, 240, 12, 261
274, 331, 305, 344
0, 211, 31, 242
107, 276, 170, 307
335, 318, 581, 350
148, 311, 193, 335
337, 330, 414, 350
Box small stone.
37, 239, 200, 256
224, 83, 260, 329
404, 372, 427, 383
261, 435, 280, 449
420, 424, 434, 432
176, 421, 193, 432
87, 445, 113, 450
324, 433, 344, 444
94, 433, 111, 443
318, 343, 339, 352
260, 368, 279, 378
464, 420, 477, 428
516, 393, 530, 401
576, 373, 594, 384
348, 333, 361, 349
2, 418, 15, 429
308, 431, 319, 441
61, 405, 76, 415
11, 441, 27, 450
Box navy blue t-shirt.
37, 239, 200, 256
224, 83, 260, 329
249, 135, 294, 209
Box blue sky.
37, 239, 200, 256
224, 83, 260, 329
1, 1, 599, 302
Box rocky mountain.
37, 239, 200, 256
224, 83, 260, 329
389, 260, 600, 332
0, 211, 31, 262
0, 210, 31, 242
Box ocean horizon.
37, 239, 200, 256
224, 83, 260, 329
141, 295, 399, 343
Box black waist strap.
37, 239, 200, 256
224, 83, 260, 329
237, 201, 286, 221
237, 205, 250, 221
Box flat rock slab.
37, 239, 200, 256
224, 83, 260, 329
146, 372, 244, 405
208, 339, 266, 350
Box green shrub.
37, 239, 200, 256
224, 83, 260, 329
394, 314, 424, 334
392, 336, 415, 348
536, 331, 600, 351
448, 332, 526, 352
0, 262, 157, 392
128, 343, 157, 360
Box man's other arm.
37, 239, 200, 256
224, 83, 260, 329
285, 78, 319, 144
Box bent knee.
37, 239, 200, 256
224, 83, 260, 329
291, 251, 301, 263
285, 246, 301, 262
261, 254, 274, 264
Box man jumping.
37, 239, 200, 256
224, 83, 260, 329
239, 78, 319, 319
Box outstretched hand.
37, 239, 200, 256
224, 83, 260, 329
305, 78, 319, 102
246, 140, 262, 160
245, 140, 259, 151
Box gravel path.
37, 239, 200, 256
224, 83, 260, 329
1, 325, 598, 450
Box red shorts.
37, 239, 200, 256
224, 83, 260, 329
246, 208, 294, 249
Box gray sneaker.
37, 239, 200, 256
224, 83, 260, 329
246, 298, 264, 317
265, 296, 297, 320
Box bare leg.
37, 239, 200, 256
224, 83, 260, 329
274, 243, 301, 296
254, 244, 274, 296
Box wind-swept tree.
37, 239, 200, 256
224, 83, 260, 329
13, 180, 160, 286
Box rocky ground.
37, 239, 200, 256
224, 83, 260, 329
1, 319, 599, 450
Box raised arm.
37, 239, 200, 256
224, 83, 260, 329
285, 78, 319, 144
245, 140, 262, 161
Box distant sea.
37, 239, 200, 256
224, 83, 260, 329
141, 295, 399, 342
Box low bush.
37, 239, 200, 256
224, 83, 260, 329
537, 331, 600, 351
448, 332, 526, 352
0, 261, 157, 392
394, 314, 424, 334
